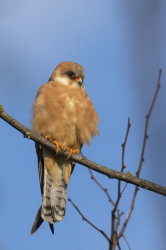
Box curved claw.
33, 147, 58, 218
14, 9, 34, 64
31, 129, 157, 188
45, 135, 79, 157
66, 148, 79, 159
46, 135, 63, 153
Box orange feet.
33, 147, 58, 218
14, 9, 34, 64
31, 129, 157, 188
63, 146, 79, 159
46, 135, 79, 158
46, 135, 63, 153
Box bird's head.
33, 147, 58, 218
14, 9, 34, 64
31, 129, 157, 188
49, 61, 85, 89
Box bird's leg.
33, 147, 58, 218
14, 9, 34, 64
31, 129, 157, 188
45, 135, 79, 158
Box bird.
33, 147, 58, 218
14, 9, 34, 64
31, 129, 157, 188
31, 61, 99, 234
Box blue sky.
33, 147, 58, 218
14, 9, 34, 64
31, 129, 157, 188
0, 1, 166, 249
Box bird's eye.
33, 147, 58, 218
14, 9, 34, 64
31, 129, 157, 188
66, 71, 75, 80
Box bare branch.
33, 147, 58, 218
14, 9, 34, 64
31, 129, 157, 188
121, 183, 128, 195
68, 198, 110, 244
115, 211, 124, 232
117, 242, 121, 250
118, 118, 131, 204
123, 235, 131, 250
121, 118, 131, 173
89, 169, 115, 206
118, 187, 138, 239
110, 118, 131, 247
118, 69, 163, 239
136, 69, 162, 177
118, 118, 131, 195
0, 105, 165, 196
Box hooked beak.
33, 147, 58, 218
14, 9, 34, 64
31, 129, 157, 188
75, 77, 83, 87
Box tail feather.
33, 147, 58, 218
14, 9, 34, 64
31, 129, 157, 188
31, 206, 44, 235
31, 166, 68, 234
31, 206, 54, 234
31, 143, 74, 234
41, 167, 54, 223
41, 166, 67, 223
50, 185, 67, 221
49, 223, 54, 234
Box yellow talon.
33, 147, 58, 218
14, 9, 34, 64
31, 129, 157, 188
66, 148, 79, 159
45, 135, 79, 157
46, 135, 63, 153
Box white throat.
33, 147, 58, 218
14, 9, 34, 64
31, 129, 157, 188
54, 76, 70, 86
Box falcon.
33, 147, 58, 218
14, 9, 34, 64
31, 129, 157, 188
31, 61, 99, 234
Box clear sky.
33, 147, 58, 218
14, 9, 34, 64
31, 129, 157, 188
0, 1, 166, 250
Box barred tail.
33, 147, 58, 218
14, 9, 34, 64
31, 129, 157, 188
31, 166, 67, 234
31, 144, 73, 234
41, 166, 67, 223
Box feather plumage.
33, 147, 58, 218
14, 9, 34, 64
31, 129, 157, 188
31, 62, 99, 234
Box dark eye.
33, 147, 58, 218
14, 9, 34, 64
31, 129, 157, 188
66, 71, 75, 80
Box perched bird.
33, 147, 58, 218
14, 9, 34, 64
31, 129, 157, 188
31, 61, 99, 234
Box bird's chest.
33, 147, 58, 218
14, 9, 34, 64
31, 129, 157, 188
45, 87, 88, 145
50, 95, 79, 145
56, 94, 76, 120
63, 96, 76, 113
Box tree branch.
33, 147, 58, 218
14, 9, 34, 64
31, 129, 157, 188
110, 118, 131, 248
68, 198, 110, 244
122, 235, 131, 250
0, 105, 165, 196
117, 69, 163, 240
89, 169, 115, 206
136, 68, 162, 177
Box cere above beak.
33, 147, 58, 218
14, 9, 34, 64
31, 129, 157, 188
75, 77, 83, 86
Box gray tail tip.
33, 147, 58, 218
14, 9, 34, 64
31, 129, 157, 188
31, 206, 44, 235
49, 223, 54, 234
31, 206, 55, 235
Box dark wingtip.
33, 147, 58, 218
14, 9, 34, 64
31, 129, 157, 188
49, 223, 54, 234
31, 207, 44, 235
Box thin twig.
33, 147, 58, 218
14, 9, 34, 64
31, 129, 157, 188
118, 118, 131, 198
110, 118, 131, 247
0, 106, 165, 195
118, 69, 162, 240
136, 69, 162, 177
117, 242, 121, 250
123, 235, 132, 250
121, 183, 128, 195
89, 169, 115, 206
68, 198, 110, 244
115, 211, 124, 232
118, 187, 138, 239
88, 168, 122, 249
119, 118, 131, 194
121, 118, 131, 172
